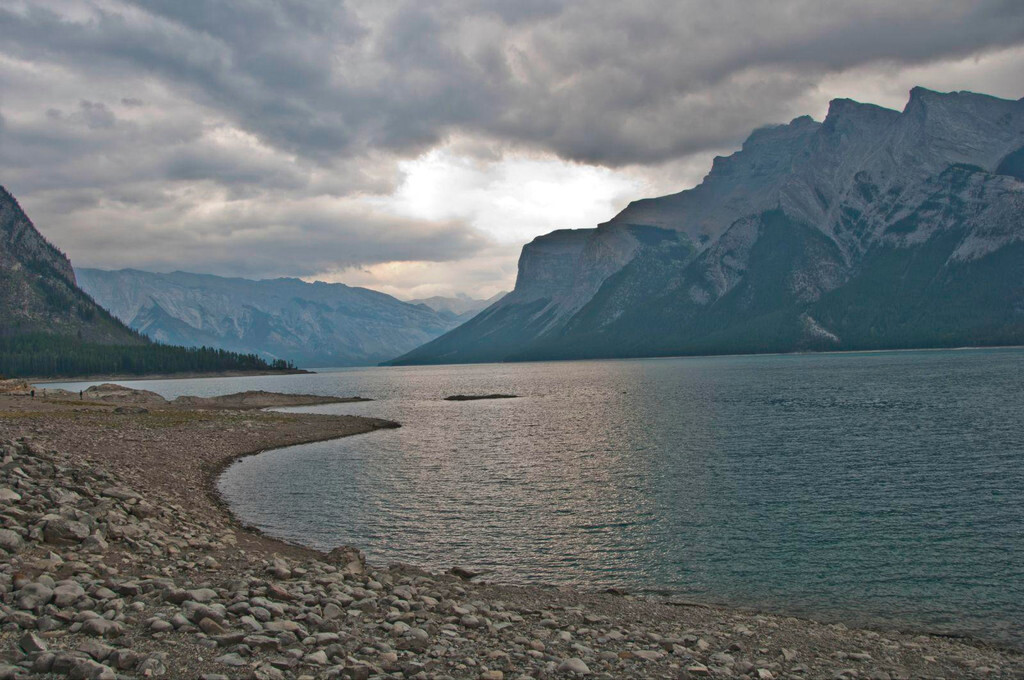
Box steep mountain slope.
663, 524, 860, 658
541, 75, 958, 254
0, 186, 143, 344
392, 88, 1024, 365
76, 269, 473, 367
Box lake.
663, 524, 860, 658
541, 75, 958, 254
50, 348, 1024, 646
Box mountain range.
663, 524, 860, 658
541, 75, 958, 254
408, 293, 506, 322
0, 187, 294, 378
77, 268, 501, 367
391, 88, 1024, 365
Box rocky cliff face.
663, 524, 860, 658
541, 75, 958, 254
0, 187, 142, 344
392, 88, 1024, 364
76, 269, 480, 367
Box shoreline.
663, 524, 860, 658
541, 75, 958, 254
215, 436, 1017, 656
1, 392, 1021, 678
29, 368, 313, 384
202, 420, 399, 559
387, 342, 1024, 368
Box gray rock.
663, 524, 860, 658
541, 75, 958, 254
253, 664, 285, 680
149, 618, 174, 633
557, 658, 591, 675
81, 618, 123, 638
53, 582, 86, 607
52, 653, 91, 675
43, 518, 91, 544
199, 617, 226, 635
326, 545, 366, 574
136, 655, 168, 676
264, 620, 303, 633
32, 654, 56, 674
0, 665, 26, 680
17, 583, 54, 610
68, 659, 116, 680
100, 486, 141, 501
215, 652, 247, 667
270, 558, 292, 579
107, 650, 139, 671
77, 640, 114, 661
162, 587, 190, 604
0, 528, 23, 553
306, 650, 329, 665
19, 631, 47, 653
82, 535, 108, 553
91, 587, 117, 601
36, 615, 62, 632
182, 601, 224, 623
188, 587, 218, 603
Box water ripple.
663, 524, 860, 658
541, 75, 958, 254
61, 350, 1024, 646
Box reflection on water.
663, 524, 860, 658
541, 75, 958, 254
51, 349, 1024, 645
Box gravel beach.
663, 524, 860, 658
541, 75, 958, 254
0, 389, 1021, 679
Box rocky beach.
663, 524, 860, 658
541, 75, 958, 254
0, 387, 1021, 680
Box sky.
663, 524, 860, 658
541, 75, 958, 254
1, 1, 1022, 299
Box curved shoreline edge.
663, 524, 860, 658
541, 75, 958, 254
214, 432, 1023, 656
204, 416, 400, 559
1, 391, 1021, 678
208, 406, 1024, 656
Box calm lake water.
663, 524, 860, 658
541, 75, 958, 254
51, 349, 1024, 646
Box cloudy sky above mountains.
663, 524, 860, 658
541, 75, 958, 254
1, 1, 1022, 298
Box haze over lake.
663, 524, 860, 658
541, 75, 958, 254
53, 348, 1024, 646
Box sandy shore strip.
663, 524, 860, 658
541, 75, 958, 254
0, 390, 1021, 679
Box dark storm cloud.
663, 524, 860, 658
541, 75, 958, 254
0, 0, 1022, 281
3, 1, 1022, 165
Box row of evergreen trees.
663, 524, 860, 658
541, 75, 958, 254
0, 334, 295, 378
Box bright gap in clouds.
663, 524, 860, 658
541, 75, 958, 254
381, 145, 659, 244
318, 144, 693, 299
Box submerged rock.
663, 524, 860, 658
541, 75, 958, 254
444, 394, 518, 401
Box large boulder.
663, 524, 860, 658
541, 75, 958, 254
16, 583, 54, 610
42, 517, 91, 544
326, 545, 366, 575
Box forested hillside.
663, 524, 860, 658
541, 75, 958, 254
0, 186, 297, 378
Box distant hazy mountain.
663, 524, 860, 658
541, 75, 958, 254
1, 187, 293, 378
407, 292, 507, 321
0, 186, 142, 345
76, 269, 483, 367
392, 88, 1024, 365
